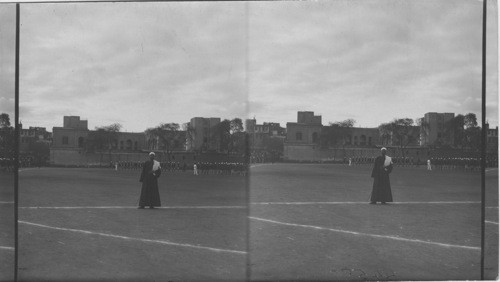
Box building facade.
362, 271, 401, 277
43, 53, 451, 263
246, 118, 286, 150
420, 112, 455, 146
52, 116, 89, 150
51, 116, 150, 165
187, 117, 221, 152
486, 124, 498, 153
346, 127, 381, 147
20, 125, 52, 152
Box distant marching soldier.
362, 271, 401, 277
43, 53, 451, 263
427, 159, 432, 171
193, 163, 198, 175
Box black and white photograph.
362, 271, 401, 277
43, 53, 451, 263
0, 0, 498, 281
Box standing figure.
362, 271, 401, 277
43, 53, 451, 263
138, 152, 162, 209
193, 163, 198, 175
427, 159, 432, 171
370, 148, 393, 204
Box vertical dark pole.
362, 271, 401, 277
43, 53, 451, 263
480, 0, 486, 280
14, 3, 20, 282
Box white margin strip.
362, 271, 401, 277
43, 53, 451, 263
250, 216, 480, 251
19, 220, 246, 255
486, 221, 499, 225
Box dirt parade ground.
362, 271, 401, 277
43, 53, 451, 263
14, 163, 498, 281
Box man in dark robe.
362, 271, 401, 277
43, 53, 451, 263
370, 147, 393, 204
138, 152, 161, 209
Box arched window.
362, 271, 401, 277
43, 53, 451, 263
62, 136, 69, 145
368, 137, 372, 145
354, 136, 358, 145
120, 141, 124, 150
134, 141, 138, 150
126, 140, 133, 150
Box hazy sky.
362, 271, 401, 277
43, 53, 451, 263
0, 0, 498, 132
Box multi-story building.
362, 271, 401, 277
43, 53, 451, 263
52, 116, 90, 149
187, 117, 221, 152
246, 118, 286, 150
420, 112, 455, 146
20, 125, 52, 152
486, 123, 498, 153
286, 111, 323, 145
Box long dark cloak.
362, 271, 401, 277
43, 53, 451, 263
139, 160, 161, 207
370, 155, 393, 202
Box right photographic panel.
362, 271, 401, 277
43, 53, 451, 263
247, 0, 498, 280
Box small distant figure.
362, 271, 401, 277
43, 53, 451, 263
193, 163, 198, 175
348, 158, 352, 167
138, 152, 161, 209
427, 159, 432, 171
370, 147, 393, 205
115, 162, 118, 171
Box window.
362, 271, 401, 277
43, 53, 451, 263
120, 141, 124, 150
296, 132, 303, 141
126, 140, 132, 150
78, 137, 84, 148
368, 137, 372, 145
312, 132, 318, 143
134, 141, 138, 150
360, 135, 366, 146
62, 136, 69, 145
354, 136, 358, 145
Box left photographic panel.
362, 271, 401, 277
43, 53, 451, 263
18, 2, 249, 281
0, 4, 16, 282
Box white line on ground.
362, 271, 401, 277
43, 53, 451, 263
19, 220, 246, 255
20, 205, 246, 209
252, 201, 480, 205
0, 246, 14, 251
486, 221, 499, 225
249, 216, 480, 251
0, 201, 14, 204
19, 201, 482, 209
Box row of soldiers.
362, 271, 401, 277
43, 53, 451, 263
343, 155, 488, 171
0, 156, 43, 171
0, 158, 14, 171
110, 160, 248, 176
429, 157, 483, 171
195, 162, 248, 176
